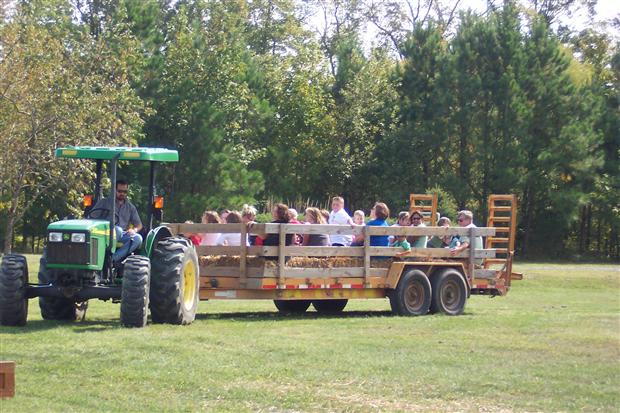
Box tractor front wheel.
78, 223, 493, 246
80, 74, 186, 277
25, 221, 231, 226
120, 255, 151, 328
38, 254, 87, 321
0, 254, 29, 326
150, 237, 199, 325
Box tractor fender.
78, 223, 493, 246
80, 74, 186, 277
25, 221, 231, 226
144, 225, 174, 258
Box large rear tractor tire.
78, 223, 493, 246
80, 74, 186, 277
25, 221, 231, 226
389, 269, 432, 316
274, 300, 311, 314
312, 299, 348, 314
0, 254, 29, 326
429, 268, 468, 316
120, 255, 151, 328
38, 254, 87, 321
150, 237, 199, 325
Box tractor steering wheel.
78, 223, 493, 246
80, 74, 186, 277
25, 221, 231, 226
87, 207, 111, 220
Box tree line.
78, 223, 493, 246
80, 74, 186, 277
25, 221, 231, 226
0, 0, 618, 260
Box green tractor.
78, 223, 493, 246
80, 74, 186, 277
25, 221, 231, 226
0, 147, 200, 328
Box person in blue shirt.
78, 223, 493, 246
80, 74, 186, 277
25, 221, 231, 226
366, 202, 390, 246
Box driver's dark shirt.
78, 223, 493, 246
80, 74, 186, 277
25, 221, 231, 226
92, 197, 142, 231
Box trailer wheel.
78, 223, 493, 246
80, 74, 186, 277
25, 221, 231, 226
150, 237, 199, 325
312, 299, 348, 313
389, 269, 431, 316
0, 254, 29, 326
38, 253, 87, 321
430, 268, 467, 316
120, 255, 151, 327
274, 300, 311, 314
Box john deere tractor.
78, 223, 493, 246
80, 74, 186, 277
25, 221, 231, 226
0, 147, 199, 328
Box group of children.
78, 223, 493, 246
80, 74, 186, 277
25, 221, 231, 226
185, 196, 476, 259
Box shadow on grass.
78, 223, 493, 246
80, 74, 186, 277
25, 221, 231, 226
196, 309, 477, 321
2, 311, 476, 334
198, 310, 396, 322
2, 318, 121, 334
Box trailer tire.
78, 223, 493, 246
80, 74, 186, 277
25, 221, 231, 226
274, 300, 311, 314
0, 254, 29, 326
150, 237, 199, 325
389, 269, 431, 316
430, 268, 467, 316
312, 299, 348, 313
120, 255, 151, 328
38, 253, 87, 321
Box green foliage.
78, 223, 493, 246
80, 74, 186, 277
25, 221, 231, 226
1, 0, 617, 259
0, 0, 145, 252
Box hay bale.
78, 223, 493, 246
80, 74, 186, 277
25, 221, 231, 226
199, 255, 275, 267
286, 256, 394, 268
199, 255, 394, 269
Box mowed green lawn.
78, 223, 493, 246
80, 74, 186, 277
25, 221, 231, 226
1, 257, 618, 412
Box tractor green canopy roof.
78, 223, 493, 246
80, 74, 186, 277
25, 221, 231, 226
55, 146, 179, 162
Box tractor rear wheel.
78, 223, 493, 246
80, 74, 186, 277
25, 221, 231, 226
120, 255, 151, 328
0, 254, 29, 326
430, 268, 467, 316
150, 237, 199, 325
274, 300, 311, 314
312, 299, 348, 314
38, 254, 87, 321
389, 269, 431, 316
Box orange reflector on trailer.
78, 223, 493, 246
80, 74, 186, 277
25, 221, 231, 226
153, 196, 164, 210
83, 194, 93, 208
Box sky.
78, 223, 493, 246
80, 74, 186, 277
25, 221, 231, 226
306, 0, 620, 50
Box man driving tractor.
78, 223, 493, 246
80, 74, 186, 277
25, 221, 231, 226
92, 179, 143, 262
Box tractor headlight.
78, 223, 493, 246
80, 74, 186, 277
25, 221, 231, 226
71, 233, 86, 243
49, 232, 63, 242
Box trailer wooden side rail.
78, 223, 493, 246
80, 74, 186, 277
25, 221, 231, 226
168, 200, 521, 316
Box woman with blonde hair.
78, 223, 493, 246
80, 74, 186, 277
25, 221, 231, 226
303, 207, 329, 246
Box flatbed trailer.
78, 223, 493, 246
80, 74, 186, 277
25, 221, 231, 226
166, 195, 521, 316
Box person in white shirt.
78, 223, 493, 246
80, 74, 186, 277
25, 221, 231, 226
328, 196, 354, 246
450, 210, 483, 265
216, 211, 249, 246
200, 210, 221, 246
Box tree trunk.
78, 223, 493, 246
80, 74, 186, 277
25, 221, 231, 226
578, 204, 586, 254
596, 214, 602, 255
458, 126, 468, 209
522, 185, 534, 257
585, 203, 592, 252
3, 215, 15, 254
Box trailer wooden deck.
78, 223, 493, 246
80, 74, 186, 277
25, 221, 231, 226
167, 222, 516, 302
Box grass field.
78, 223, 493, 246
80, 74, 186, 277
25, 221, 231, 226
1, 257, 618, 412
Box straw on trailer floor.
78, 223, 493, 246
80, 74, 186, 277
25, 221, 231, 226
199, 255, 400, 268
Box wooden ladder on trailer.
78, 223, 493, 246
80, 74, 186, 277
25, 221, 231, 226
409, 193, 438, 226
484, 194, 522, 284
